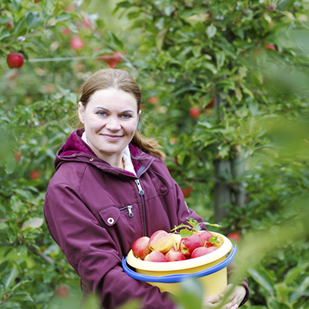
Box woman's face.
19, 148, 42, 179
78, 88, 140, 165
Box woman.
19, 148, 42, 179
44, 68, 248, 309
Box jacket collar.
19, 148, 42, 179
54, 129, 154, 177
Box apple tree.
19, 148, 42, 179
114, 0, 309, 308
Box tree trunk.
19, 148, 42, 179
231, 152, 246, 208
214, 159, 231, 222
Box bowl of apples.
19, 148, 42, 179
122, 218, 236, 297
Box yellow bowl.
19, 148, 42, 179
126, 232, 233, 297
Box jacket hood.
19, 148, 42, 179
54, 129, 150, 177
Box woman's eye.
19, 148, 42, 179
97, 111, 107, 116
121, 114, 132, 119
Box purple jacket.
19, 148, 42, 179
44, 129, 248, 308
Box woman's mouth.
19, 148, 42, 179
101, 134, 123, 141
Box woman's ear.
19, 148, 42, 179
78, 102, 85, 124
138, 110, 141, 121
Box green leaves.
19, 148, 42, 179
26, 12, 41, 30
248, 267, 275, 296
206, 24, 217, 39
2, 268, 19, 291
156, 28, 168, 51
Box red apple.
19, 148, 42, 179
205, 97, 214, 108
101, 52, 123, 68
62, 28, 71, 36
82, 16, 92, 28
7, 53, 24, 69
54, 285, 70, 298
265, 43, 276, 51
144, 251, 167, 262
148, 230, 174, 254
198, 231, 213, 247
70, 36, 84, 50
148, 96, 159, 105
189, 106, 201, 118
132, 236, 151, 260
14, 151, 21, 163
191, 246, 218, 258
227, 232, 241, 243
181, 185, 193, 198
180, 234, 203, 257
165, 248, 186, 262
34, 0, 41, 2
30, 170, 39, 180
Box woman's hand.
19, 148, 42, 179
203, 284, 246, 309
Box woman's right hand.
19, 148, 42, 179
203, 295, 221, 308
203, 292, 239, 309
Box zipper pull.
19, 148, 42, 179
135, 179, 144, 195
127, 205, 134, 218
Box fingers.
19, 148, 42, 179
206, 295, 221, 303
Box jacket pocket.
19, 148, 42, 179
98, 206, 120, 226
98, 204, 142, 255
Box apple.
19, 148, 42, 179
101, 52, 122, 68
180, 234, 203, 257
169, 137, 179, 144
144, 251, 167, 262
132, 236, 151, 260
181, 185, 193, 198
30, 170, 39, 180
148, 96, 159, 105
54, 285, 70, 298
62, 28, 71, 36
70, 36, 84, 50
34, 0, 41, 2
205, 97, 214, 108
7, 53, 24, 69
82, 16, 92, 28
189, 106, 201, 118
6, 22, 13, 28
227, 232, 241, 243
148, 230, 174, 254
14, 151, 21, 163
191, 246, 218, 258
165, 247, 186, 262
198, 231, 213, 247
265, 43, 276, 51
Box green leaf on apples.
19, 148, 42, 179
208, 236, 221, 245
180, 229, 193, 238
202, 222, 222, 228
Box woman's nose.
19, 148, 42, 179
105, 116, 121, 130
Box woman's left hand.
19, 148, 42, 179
218, 284, 247, 309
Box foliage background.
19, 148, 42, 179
0, 0, 309, 308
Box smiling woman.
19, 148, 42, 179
78, 88, 140, 168
44, 69, 249, 309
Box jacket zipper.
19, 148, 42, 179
119, 205, 134, 218
134, 179, 147, 236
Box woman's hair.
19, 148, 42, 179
77, 68, 165, 159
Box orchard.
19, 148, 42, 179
1, 0, 309, 309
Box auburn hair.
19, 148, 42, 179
77, 68, 165, 159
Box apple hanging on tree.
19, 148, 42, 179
101, 52, 123, 68
70, 36, 84, 50
189, 106, 201, 118
7, 53, 24, 69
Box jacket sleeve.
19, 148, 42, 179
44, 184, 176, 309
173, 180, 206, 229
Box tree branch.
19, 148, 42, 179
148, 2, 166, 16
